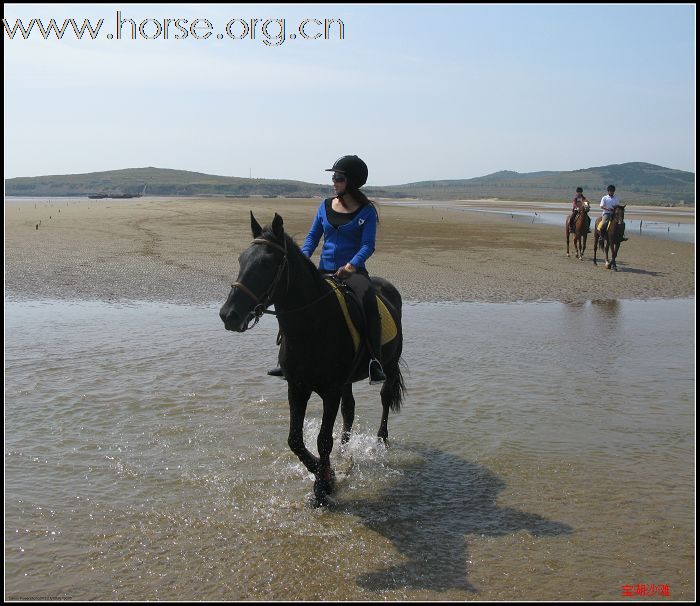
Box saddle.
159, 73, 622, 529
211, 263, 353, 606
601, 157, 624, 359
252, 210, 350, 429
598, 217, 622, 237
569, 211, 590, 233
325, 278, 398, 353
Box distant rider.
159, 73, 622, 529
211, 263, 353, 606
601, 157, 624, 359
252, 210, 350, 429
599, 184, 628, 240
568, 187, 590, 232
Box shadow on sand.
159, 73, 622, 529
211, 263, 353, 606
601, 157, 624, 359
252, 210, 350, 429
337, 445, 573, 594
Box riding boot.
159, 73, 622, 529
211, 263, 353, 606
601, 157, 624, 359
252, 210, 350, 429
267, 332, 286, 379
365, 306, 386, 385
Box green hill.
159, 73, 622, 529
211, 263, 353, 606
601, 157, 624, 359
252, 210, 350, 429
367, 162, 694, 205
4, 162, 694, 205
5, 167, 328, 199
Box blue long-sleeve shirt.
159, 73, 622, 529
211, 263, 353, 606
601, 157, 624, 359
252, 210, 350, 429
301, 199, 378, 271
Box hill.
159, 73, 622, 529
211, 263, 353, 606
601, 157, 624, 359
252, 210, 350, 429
366, 162, 694, 204
4, 167, 328, 199
4, 162, 694, 205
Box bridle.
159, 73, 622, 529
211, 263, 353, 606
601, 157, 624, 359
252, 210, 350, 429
231, 238, 289, 331
230, 237, 338, 331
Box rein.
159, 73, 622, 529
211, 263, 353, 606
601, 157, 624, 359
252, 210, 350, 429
231, 237, 336, 331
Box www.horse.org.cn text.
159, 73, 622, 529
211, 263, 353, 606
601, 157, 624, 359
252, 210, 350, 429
3, 12, 346, 46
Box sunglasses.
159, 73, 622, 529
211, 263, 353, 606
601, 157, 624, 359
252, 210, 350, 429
331, 174, 346, 183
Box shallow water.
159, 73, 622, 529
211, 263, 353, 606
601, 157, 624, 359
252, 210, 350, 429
5, 298, 695, 600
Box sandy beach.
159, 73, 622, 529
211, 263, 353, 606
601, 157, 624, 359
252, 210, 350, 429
4, 196, 695, 304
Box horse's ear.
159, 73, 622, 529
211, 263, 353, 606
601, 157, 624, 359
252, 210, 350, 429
272, 213, 284, 239
250, 211, 262, 238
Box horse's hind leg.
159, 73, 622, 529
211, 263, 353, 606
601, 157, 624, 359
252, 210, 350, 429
377, 378, 396, 445
593, 228, 599, 265
340, 384, 355, 445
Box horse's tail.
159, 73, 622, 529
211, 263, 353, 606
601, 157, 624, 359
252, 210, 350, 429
384, 357, 407, 413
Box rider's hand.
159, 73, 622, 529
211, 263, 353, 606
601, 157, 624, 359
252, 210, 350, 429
335, 263, 356, 280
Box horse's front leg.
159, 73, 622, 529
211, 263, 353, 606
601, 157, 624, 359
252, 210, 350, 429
611, 241, 620, 271
566, 227, 571, 257
314, 389, 342, 505
287, 383, 319, 475
340, 384, 355, 445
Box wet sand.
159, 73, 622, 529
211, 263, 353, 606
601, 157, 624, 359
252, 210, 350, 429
4, 197, 695, 304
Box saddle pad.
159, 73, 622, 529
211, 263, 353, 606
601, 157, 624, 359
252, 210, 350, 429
325, 279, 398, 353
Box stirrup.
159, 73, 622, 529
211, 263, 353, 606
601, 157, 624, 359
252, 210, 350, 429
369, 359, 386, 385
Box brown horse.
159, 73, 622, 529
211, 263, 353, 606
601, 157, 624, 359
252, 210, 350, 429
565, 203, 590, 260
594, 205, 626, 271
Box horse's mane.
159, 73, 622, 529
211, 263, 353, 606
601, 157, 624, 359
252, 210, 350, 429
260, 224, 327, 288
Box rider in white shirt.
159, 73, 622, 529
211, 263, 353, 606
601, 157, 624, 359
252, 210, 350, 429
600, 185, 618, 234
599, 184, 628, 240
600, 185, 619, 212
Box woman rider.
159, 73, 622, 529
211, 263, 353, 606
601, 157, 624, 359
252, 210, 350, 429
568, 187, 590, 232
268, 155, 386, 384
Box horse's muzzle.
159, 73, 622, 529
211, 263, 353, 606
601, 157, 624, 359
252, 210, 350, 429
219, 306, 246, 332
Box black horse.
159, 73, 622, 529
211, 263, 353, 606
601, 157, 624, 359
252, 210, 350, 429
219, 212, 405, 506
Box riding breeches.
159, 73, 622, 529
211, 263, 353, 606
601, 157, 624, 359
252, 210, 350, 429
343, 272, 382, 361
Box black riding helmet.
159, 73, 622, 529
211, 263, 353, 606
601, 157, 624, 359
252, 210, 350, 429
326, 155, 368, 189
576, 187, 583, 193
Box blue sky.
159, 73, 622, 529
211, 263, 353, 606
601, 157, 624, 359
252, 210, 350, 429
3, 3, 696, 185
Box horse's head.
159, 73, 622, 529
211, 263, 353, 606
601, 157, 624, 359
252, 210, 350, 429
219, 212, 288, 332
614, 204, 626, 223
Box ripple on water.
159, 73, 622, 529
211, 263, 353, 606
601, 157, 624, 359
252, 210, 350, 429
4, 298, 695, 600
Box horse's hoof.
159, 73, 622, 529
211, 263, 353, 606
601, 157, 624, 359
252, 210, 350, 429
315, 471, 336, 495
312, 476, 337, 507
309, 492, 336, 508
340, 431, 351, 445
